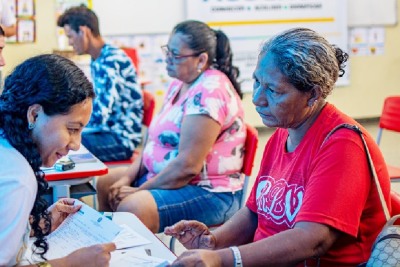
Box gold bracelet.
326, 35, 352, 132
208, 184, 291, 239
37, 262, 52, 267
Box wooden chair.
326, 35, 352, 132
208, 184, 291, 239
376, 96, 400, 179
169, 123, 259, 252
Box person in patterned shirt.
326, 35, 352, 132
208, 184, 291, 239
96, 20, 246, 234
57, 5, 143, 162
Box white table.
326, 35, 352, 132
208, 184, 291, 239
112, 212, 177, 263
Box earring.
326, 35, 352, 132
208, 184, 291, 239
308, 100, 316, 107
197, 68, 202, 73
28, 122, 35, 130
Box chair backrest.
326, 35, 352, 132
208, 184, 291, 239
377, 96, 400, 144
391, 191, 400, 216
142, 89, 156, 128
121, 47, 140, 73
240, 123, 259, 207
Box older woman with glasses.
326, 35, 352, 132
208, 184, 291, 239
96, 20, 246, 233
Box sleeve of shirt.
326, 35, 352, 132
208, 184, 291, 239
1, 0, 16, 26
296, 129, 371, 237
185, 74, 229, 126
0, 178, 35, 265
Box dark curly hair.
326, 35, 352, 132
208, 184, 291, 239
57, 4, 100, 37
260, 27, 349, 98
0, 54, 94, 259
172, 20, 243, 99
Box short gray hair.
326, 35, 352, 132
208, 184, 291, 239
260, 28, 348, 98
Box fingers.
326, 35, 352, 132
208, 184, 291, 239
108, 186, 137, 211
108, 188, 120, 211
55, 201, 81, 214
164, 220, 188, 236
165, 220, 207, 236
101, 242, 117, 252
58, 198, 76, 205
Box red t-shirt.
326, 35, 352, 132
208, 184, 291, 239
247, 103, 391, 266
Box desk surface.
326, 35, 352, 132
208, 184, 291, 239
43, 146, 108, 181
112, 212, 177, 262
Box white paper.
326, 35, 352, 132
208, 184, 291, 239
113, 224, 151, 249
110, 250, 169, 267
43, 200, 121, 259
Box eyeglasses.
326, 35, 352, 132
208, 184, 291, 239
161, 45, 204, 62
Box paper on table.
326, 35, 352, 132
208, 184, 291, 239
41, 200, 121, 260
110, 250, 170, 267
113, 224, 151, 249
68, 153, 97, 163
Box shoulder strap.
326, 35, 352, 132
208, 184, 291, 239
322, 123, 391, 221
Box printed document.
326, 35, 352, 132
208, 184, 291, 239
31, 200, 121, 260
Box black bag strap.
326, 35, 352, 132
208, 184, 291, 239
322, 123, 390, 221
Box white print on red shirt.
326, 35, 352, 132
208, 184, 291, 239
256, 176, 304, 227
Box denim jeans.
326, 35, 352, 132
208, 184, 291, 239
136, 174, 242, 233
150, 185, 242, 233
81, 131, 133, 162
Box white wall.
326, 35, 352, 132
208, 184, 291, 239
2, 0, 400, 128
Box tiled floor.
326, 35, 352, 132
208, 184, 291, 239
156, 119, 400, 255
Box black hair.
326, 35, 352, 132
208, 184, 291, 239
57, 4, 101, 37
0, 54, 94, 258
0, 25, 5, 37
172, 20, 243, 99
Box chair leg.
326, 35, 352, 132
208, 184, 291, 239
91, 177, 97, 210
169, 236, 176, 253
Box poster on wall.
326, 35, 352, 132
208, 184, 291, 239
186, 0, 349, 91
17, 19, 35, 42
17, 0, 34, 17
5, 0, 36, 43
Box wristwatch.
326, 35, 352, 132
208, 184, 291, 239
37, 262, 52, 267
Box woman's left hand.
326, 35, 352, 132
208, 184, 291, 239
48, 198, 81, 232
170, 249, 221, 267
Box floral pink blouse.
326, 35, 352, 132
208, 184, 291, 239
142, 69, 246, 192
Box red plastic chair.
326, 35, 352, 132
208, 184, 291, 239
391, 191, 400, 216
121, 46, 150, 88
105, 89, 156, 167
169, 123, 259, 252
121, 47, 140, 73
240, 123, 259, 207
376, 96, 400, 179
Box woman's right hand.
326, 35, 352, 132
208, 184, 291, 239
63, 242, 116, 267
164, 220, 216, 250
108, 176, 132, 210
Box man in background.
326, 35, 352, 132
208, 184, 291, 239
0, 26, 6, 66
0, 0, 16, 37
57, 5, 143, 162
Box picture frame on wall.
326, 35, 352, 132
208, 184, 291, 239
17, 19, 35, 43
4, 0, 16, 43
17, 0, 35, 17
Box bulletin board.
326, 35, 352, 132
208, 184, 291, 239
6, 0, 36, 43
186, 0, 349, 89
91, 0, 185, 35
348, 0, 397, 26
89, 0, 397, 92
